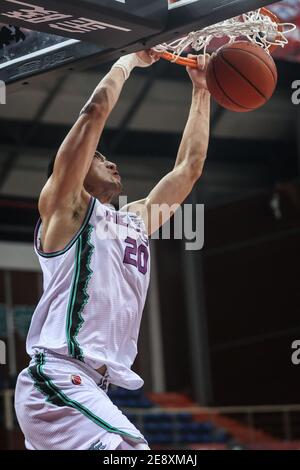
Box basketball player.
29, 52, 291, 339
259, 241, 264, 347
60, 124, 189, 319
14, 50, 211, 450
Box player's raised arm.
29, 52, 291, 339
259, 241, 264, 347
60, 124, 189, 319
39, 51, 159, 217
122, 54, 211, 235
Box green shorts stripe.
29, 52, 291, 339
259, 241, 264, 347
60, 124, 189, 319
27, 353, 143, 442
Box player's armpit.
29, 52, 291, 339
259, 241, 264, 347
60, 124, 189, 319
121, 162, 198, 235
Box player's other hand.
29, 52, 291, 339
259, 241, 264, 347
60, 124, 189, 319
135, 49, 161, 68
186, 54, 211, 90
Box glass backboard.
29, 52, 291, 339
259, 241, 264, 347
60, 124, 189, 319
0, 24, 69, 66
0, 0, 273, 89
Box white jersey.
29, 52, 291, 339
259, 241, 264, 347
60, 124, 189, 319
27, 197, 150, 390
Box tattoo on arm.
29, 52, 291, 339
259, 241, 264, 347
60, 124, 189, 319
80, 86, 112, 117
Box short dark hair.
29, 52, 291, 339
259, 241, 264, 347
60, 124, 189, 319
47, 151, 106, 179
94, 151, 106, 162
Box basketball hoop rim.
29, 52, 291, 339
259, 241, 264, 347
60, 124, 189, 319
155, 7, 287, 68
260, 7, 283, 54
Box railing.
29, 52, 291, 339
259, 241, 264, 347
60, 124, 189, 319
1, 389, 300, 448
123, 404, 300, 444
203, 404, 300, 442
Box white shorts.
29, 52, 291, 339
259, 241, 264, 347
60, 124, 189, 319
15, 351, 149, 450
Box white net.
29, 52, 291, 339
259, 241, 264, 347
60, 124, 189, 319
154, 9, 296, 59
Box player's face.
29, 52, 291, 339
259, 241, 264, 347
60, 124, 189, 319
84, 154, 122, 201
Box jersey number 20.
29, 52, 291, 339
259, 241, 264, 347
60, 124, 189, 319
123, 237, 149, 275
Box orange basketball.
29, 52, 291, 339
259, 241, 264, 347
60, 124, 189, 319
206, 41, 278, 112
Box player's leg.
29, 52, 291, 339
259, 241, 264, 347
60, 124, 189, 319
15, 367, 122, 450
15, 354, 148, 450
116, 440, 150, 450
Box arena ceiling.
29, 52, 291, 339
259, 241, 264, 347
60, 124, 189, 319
0, 58, 299, 206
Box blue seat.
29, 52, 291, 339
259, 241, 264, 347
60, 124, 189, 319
144, 413, 166, 423
144, 422, 161, 432
198, 433, 213, 443
176, 413, 192, 423
183, 433, 201, 443
117, 388, 130, 397
158, 413, 173, 422
138, 398, 153, 408
146, 433, 174, 445
159, 421, 173, 431
213, 429, 230, 443
201, 421, 215, 432
123, 399, 139, 407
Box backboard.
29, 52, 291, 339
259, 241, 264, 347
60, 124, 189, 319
0, 0, 274, 90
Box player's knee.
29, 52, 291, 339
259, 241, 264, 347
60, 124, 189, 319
134, 443, 150, 450
116, 440, 150, 451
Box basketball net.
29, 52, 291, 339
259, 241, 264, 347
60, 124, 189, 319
153, 8, 296, 67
